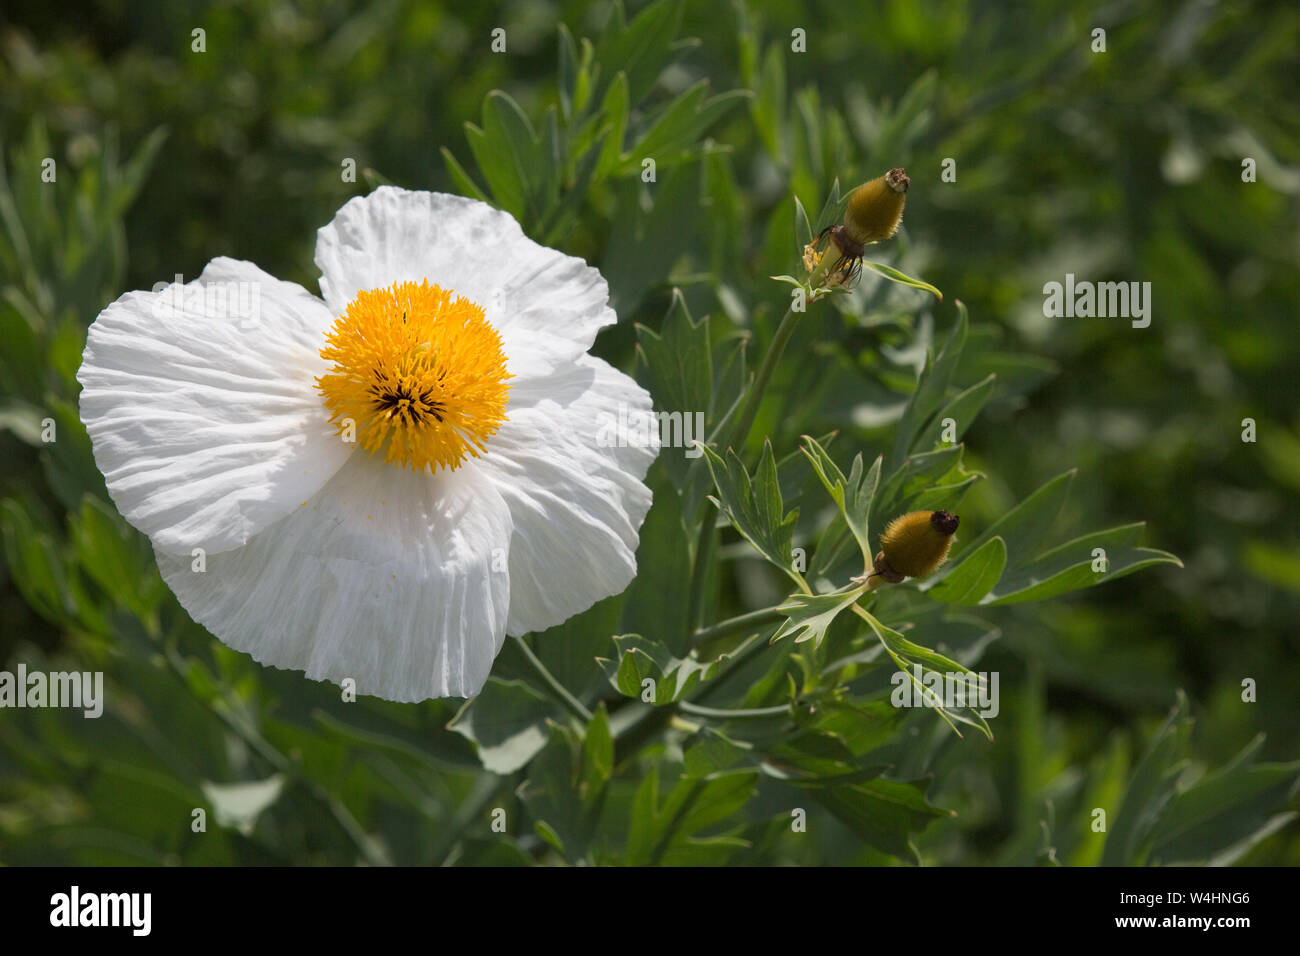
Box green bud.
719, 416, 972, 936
843, 168, 909, 246
874, 509, 959, 581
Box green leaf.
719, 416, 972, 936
810, 177, 849, 237
530, 591, 627, 702
516, 722, 585, 862
627, 764, 757, 865
872, 444, 965, 529
889, 302, 968, 469
752, 42, 788, 162
1149, 738, 1300, 865
592, 0, 685, 106
859, 610, 979, 683
602, 160, 704, 314
983, 523, 1182, 605
858, 608, 993, 740
483, 90, 550, 221
596, 633, 728, 705
908, 467, 982, 514
767, 728, 887, 782
557, 23, 579, 120
700, 440, 802, 586
634, 288, 712, 488
447, 678, 560, 774
538, 130, 608, 246
0, 497, 72, 623
69, 494, 166, 620
1101, 692, 1192, 866
110, 126, 168, 217
925, 535, 1006, 605
464, 121, 523, 217
461, 91, 551, 223
311, 709, 479, 772
814, 778, 952, 862
912, 373, 996, 453
619, 484, 693, 656
804, 699, 907, 759
360, 167, 394, 190
439, 146, 491, 203
1101, 697, 1300, 866
40, 397, 108, 513
633, 291, 714, 529
510, 709, 616, 864
793, 194, 813, 255
858, 258, 943, 301
0, 400, 45, 445
594, 72, 629, 179
581, 704, 614, 802
800, 434, 881, 568
771, 584, 867, 649
683, 727, 751, 778
709, 329, 749, 443
952, 469, 1076, 569
625, 82, 749, 172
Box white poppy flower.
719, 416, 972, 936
77, 187, 658, 701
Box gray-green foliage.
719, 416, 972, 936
1, 0, 1297, 867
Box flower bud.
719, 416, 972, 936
874, 509, 959, 581
843, 168, 909, 246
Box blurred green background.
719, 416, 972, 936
1, 0, 1297, 865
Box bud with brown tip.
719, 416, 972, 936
873, 509, 959, 582
843, 168, 909, 246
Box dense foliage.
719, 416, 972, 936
1, 0, 1297, 866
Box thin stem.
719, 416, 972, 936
514, 636, 593, 722
686, 633, 767, 705
729, 303, 803, 451
433, 774, 503, 866
613, 704, 677, 763
161, 645, 387, 866
692, 605, 784, 646
685, 509, 717, 633
678, 700, 791, 719
686, 298, 813, 638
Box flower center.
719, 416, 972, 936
316, 280, 511, 473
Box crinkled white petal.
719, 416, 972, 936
481, 353, 658, 635
77, 257, 352, 556
314, 187, 614, 382
155, 454, 513, 701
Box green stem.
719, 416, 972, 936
729, 303, 804, 451
692, 605, 784, 646
687, 299, 812, 637
678, 700, 791, 719
514, 636, 592, 722
676, 272, 828, 730
432, 774, 503, 866
613, 704, 677, 763
161, 645, 387, 866
685, 508, 717, 633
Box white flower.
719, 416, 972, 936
77, 187, 658, 701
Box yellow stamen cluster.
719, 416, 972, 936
802, 242, 823, 274
316, 280, 511, 473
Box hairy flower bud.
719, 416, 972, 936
843, 168, 909, 246
874, 509, 959, 582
